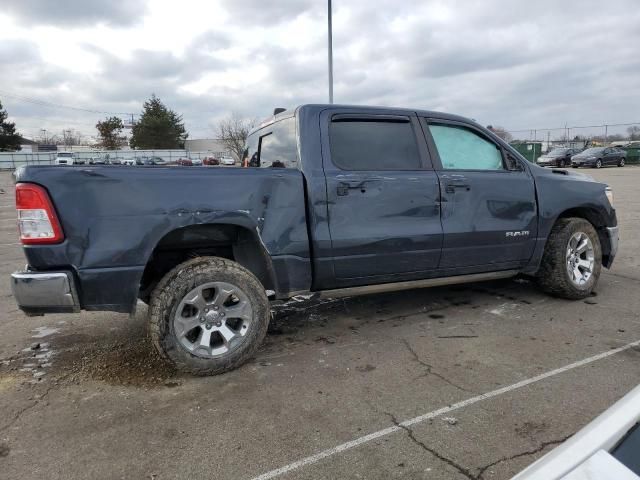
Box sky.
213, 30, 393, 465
0, 0, 639, 143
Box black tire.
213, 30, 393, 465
559, 159, 566, 168
149, 256, 270, 375
595, 159, 602, 168
537, 218, 602, 299
619, 158, 625, 167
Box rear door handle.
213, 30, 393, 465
445, 182, 470, 193
337, 180, 370, 196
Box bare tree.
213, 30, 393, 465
487, 125, 513, 142
215, 114, 257, 162
627, 126, 640, 141
60, 129, 82, 147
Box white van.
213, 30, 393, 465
54, 152, 76, 165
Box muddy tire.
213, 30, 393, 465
537, 218, 602, 299
149, 257, 269, 375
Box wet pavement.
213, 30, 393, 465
0, 167, 639, 479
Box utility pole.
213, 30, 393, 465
328, 0, 334, 104
604, 124, 608, 145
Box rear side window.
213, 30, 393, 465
243, 117, 298, 168
329, 119, 421, 170
429, 124, 504, 170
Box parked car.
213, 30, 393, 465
106, 157, 122, 165
203, 157, 220, 166
191, 157, 203, 166
54, 152, 76, 165
513, 383, 640, 479
174, 158, 193, 166
571, 147, 626, 168
220, 156, 235, 166
11, 104, 618, 376
122, 158, 138, 166
88, 155, 105, 165
537, 148, 580, 168
146, 156, 166, 165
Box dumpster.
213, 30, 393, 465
510, 142, 543, 164
622, 143, 640, 164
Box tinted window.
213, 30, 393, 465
329, 119, 421, 170
243, 117, 298, 168
429, 124, 504, 170
549, 148, 568, 155
581, 147, 605, 155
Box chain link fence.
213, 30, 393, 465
0, 149, 231, 171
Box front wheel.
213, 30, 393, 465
537, 218, 602, 299
559, 159, 567, 168
619, 158, 625, 167
595, 159, 602, 168
149, 257, 270, 375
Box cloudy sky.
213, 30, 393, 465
0, 0, 639, 142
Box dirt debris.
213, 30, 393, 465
57, 336, 178, 387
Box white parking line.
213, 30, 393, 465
250, 339, 640, 480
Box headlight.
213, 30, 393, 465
605, 187, 614, 206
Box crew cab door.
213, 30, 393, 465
320, 109, 442, 285
422, 118, 537, 271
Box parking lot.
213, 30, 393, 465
0, 167, 639, 480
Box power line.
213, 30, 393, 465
507, 121, 640, 134
0, 89, 135, 116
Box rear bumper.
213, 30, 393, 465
11, 270, 80, 316
604, 226, 619, 268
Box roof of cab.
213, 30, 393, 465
249, 104, 482, 137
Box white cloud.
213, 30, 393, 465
0, 0, 639, 141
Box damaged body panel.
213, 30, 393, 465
11, 104, 618, 317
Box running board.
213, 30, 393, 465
315, 270, 520, 299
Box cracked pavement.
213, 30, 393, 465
1, 168, 640, 479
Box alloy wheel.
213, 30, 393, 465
566, 232, 595, 287
172, 281, 253, 358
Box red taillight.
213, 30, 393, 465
15, 183, 64, 244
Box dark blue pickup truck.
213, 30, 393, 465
11, 104, 618, 375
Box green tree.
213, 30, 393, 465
96, 116, 126, 150
0, 99, 21, 151
129, 95, 187, 149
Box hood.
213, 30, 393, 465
531, 163, 596, 182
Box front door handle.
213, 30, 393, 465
445, 182, 470, 194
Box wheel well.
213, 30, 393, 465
139, 224, 275, 302
555, 207, 611, 262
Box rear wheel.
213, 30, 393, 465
559, 159, 566, 168
537, 218, 601, 299
595, 159, 602, 168
619, 158, 625, 167
149, 257, 270, 375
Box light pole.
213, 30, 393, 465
328, 0, 334, 104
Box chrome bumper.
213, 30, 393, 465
607, 226, 619, 264
11, 270, 80, 316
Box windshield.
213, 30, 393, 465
57, 153, 73, 157
580, 147, 605, 155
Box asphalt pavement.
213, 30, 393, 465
1, 167, 639, 480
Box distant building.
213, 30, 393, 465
185, 138, 229, 155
